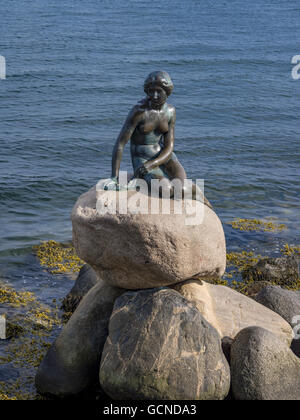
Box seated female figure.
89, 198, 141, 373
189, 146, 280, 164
104, 70, 211, 207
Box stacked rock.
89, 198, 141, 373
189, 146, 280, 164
71, 186, 226, 289
35, 186, 299, 400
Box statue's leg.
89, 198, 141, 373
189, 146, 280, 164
190, 184, 213, 209
164, 153, 186, 182
144, 172, 173, 198
165, 154, 213, 208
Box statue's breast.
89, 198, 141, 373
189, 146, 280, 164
138, 120, 169, 135
137, 122, 155, 134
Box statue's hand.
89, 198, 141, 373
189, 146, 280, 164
134, 163, 152, 178
102, 177, 119, 191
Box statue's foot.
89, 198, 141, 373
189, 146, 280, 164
97, 178, 118, 191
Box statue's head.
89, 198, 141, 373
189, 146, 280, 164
144, 71, 174, 96
144, 71, 174, 108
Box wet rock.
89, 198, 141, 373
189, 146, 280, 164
231, 326, 300, 400
254, 285, 300, 326
171, 280, 293, 345
242, 256, 299, 288
35, 279, 124, 397
61, 264, 100, 313
72, 186, 226, 290
242, 281, 273, 298
100, 288, 230, 400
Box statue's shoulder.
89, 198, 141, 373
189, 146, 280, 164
128, 100, 147, 123
166, 103, 176, 122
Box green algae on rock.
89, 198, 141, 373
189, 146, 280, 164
33, 240, 84, 275
227, 251, 262, 271
6, 320, 24, 339
0, 282, 36, 307
281, 243, 300, 257
242, 256, 300, 291
224, 250, 300, 295
0, 280, 61, 400
0, 392, 17, 400
224, 251, 262, 294
225, 249, 300, 295
0, 315, 60, 400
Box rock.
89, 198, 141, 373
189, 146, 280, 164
254, 285, 300, 326
231, 326, 300, 400
242, 256, 299, 288
221, 336, 233, 365
61, 264, 100, 313
171, 280, 293, 345
99, 288, 230, 400
35, 279, 124, 397
71, 185, 226, 289
253, 286, 300, 358
241, 281, 273, 298
291, 339, 300, 358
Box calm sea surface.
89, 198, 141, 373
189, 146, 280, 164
0, 0, 299, 304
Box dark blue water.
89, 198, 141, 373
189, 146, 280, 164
0, 0, 299, 301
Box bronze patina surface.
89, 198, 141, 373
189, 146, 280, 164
103, 71, 211, 206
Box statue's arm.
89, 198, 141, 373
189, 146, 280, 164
143, 107, 176, 172
111, 107, 141, 179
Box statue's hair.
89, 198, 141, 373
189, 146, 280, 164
144, 71, 174, 96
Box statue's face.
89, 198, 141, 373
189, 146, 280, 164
147, 84, 167, 108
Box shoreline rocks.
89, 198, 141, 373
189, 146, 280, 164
171, 280, 294, 345
99, 288, 230, 400
242, 256, 299, 288
231, 327, 300, 400
36, 276, 299, 400
34, 185, 300, 400
61, 264, 100, 313
35, 279, 124, 397
254, 285, 300, 327
254, 285, 300, 358
71, 186, 226, 290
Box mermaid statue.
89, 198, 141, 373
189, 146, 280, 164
101, 70, 211, 208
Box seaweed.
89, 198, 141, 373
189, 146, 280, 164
33, 240, 84, 274
228, 218, 287, 232
0, 280, 60, 400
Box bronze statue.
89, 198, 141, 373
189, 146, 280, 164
103, 71, 211, 207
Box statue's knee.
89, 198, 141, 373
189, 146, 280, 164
158, 181, 173, 198
182, 184, 192, 198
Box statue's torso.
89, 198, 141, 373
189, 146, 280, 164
131, 103, 171, 144
130, 103, 173, 161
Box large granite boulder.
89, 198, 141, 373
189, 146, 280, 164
71, 185, 226, 290
254, 285, 300, 357
100, 288, 230, 400
171, 280, 293, 345
61, 264, 100, 313
231, 327, 300, 400
35, 279, 124, 397
254, 285, 300, 326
